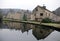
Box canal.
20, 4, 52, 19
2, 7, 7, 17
0, 21, 60, 41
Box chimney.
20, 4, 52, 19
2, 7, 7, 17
43, 4, 46, 9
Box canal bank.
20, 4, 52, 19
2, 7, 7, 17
20, 21, 60, 30
2, 19, 60, 30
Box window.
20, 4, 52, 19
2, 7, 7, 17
40, 13, 43, 16
34, 14, 36, 16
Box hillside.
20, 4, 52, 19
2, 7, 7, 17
53, 7, 60, 16
0, 9, 32, 16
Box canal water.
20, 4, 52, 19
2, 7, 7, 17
0, 21, 60, 41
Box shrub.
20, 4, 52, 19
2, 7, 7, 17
23, 14, 27, 21
42, 18, 52, 23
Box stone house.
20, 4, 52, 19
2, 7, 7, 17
31, 5, 60, 22
6, 12, 23, 21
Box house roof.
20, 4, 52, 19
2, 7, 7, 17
33, 5, 53, 13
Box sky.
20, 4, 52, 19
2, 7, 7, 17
0, 0, 60, 11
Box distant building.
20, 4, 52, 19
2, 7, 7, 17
6, 12, 23, 21
31, 5, 60, 22
6, 10, 31, 21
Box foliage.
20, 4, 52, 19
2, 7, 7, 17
0, 13, 3, 22
23, 14, 27, 21
42, 18, 52, 23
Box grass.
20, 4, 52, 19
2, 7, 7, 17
42, 23, 60, 28
21, 21, 60, 28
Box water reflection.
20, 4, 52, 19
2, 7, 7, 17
32, 25, 54, 40
3, 22, 21, 30
0, 22, 59, 41
3, 22, 32, 33
21, 23, 31, 33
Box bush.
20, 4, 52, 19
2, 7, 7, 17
23, 14, 27, 21
42, 18, 52, 23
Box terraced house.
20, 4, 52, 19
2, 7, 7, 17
5, 10, 31, 21
31, 5, 60, 22
6, 12, 23, 21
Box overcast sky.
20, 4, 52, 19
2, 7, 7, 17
0, 0, 60, 11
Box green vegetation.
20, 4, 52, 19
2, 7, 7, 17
0, 13, 3, 21
42, 18, 52, 23
23, 14, 27, 21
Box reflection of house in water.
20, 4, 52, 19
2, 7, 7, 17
0, 23, 3, 29
3, 22, 32, 33
3, 22, 22, 30
32, 25, 53, 40
20, 23, 31, 33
